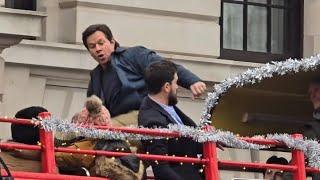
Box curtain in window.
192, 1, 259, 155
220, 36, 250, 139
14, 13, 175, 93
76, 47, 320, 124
223, 3, 243, 50
247, 6, 267, 52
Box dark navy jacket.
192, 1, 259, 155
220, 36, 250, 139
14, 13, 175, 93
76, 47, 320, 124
138, 96, 203, 180
87, 46, 201, 117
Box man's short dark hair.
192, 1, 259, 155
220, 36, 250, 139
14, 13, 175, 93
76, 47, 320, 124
144, 60, 177, 95
11, 106, 48, 145
263, 156, 289, 176
266, 155, 288, 164
82, 24, 119, 49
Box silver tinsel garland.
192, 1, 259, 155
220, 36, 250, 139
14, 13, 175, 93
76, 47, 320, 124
266, 134, 320, 168
41, 117, 268, 149
37, 55, 320, 168
200, 54, 320, 126
40, 117, 320, 168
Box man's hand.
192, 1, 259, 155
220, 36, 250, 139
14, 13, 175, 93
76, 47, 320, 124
190, 81, 206, 100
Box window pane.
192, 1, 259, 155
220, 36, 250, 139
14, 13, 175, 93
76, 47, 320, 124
248, 0, 267, 4
223, 3, 243, 50
271, 8, 284, 53
247, 5, 267, 52
272, 0, 285, 6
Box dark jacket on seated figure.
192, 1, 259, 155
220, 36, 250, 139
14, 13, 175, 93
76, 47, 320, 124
0, 106, 48, 173
12, 106, 48, 145
304, 108, 320, 140
138, 96, 203, 180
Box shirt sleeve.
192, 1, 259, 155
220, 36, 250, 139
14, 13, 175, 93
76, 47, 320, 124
134, 46, 201, 89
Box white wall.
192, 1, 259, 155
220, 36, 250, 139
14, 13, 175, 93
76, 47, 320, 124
0, 63, 90, 139
37, 0, 61, 42
0, 1, 282, 179
304, 1, 320, 57
58, 0, 220, 57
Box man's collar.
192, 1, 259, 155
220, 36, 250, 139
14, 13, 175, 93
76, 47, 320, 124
148, 95, 172, 108
115, 46, 126, 53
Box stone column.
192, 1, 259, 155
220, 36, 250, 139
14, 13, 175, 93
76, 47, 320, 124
0, 37, 21, 116
0, 55, 3, 116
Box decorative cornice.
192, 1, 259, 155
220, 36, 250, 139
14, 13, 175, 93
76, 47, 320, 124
59, 1, 218, 22
0, 7, 47, 17
2, 40, 262, 72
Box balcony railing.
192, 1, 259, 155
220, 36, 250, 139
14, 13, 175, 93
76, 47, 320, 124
0, 114, 318, 180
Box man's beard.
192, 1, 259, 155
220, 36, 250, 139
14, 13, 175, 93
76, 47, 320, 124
168, 90, 178, 106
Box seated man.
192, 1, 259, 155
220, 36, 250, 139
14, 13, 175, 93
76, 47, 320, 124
263, 156, 292, 180
138, 60, 203, 180
304, 76, 320, 139
304, 76, 320, 180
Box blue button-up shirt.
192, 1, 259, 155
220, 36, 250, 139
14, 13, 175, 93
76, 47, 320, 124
149, 96, 184, 125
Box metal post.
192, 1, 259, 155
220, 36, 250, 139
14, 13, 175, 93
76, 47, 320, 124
203, 125, 219, 180
38, 112, 57, 174
291, 134, 306, 180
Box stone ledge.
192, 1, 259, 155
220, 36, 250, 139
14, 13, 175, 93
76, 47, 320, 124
1, 40, 95, 70
59, 0, 219, 21
2, 40, 263, 82
0, 7, 47, 38
160, 52, 262, 67
0, 7, 47, 17
58, 1, 220, 57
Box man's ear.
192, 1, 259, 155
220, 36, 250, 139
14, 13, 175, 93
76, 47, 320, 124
163, 82, 171, 93
110, 39, 116, 50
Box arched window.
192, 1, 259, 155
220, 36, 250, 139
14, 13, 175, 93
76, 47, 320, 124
220, 0, 303, 63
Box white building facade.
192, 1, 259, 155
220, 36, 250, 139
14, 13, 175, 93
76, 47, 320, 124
0, 0, 317, 179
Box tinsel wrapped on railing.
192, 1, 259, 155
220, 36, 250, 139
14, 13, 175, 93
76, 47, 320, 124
39, 117, 320, 169
200, 54, 320, 126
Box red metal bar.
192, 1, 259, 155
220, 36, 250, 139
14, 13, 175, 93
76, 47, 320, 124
291, 134, 306, 180
0, 142, 41, 151
240, 137, 284, 146
0, 117, 37, 125
203, 125, 220, 180
219, 160, 297, 172
55, 147, 207, 164
0, 117, 288, 145
204, 142, 219, 180
39, 129, 57, 174
1, 170, 108, 180
38, 112, 57, 174
306, 167, 320, 173
0, 141, 206, 164
96, 125, 181, 137
0, 117, 181, 138
0, 116, 314, 180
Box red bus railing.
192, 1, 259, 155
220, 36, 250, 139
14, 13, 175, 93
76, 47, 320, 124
0, 115, 318, 180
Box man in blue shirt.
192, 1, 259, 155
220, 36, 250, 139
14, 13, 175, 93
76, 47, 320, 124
138, 60, 203, 180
